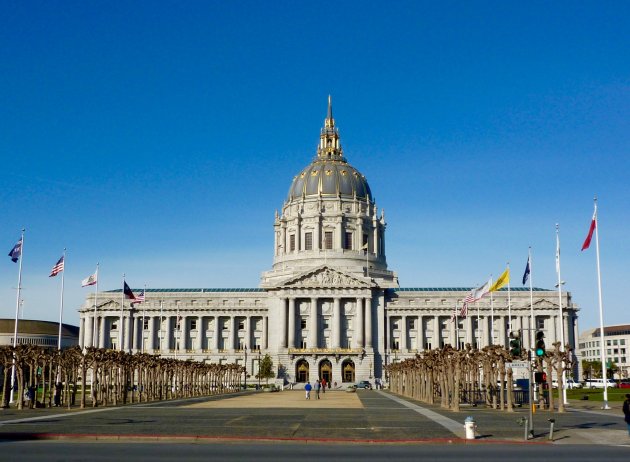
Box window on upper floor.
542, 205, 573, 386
300, 319, 307, 329
536, 318, 545, 330
143, 319, 149, 330
305, 232, 313, 250
238, 321, 245, 330
289, 234, 296, 251
621, 339, 626, 345
344, 232, 352, 250
324, 232, 333, 250
190, 320, 197, 330
409, 319, 415, 330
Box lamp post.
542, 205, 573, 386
244, 345, 247, 390
258, 349, 261, 389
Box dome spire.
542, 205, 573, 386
318, 95, 343, 160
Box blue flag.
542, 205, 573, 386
123, 281, 136, 300
8, 238, 22, 263
522, 256, 530, 285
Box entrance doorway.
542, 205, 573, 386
319, 359, 332, 384
296, 359, 309, 382
342, 360, 355, 383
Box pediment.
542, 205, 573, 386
279, 265, 373, 289
532, 298, 558, 308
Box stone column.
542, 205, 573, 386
227, 316, 235, 351
449, 315, 456, 347
197, 316, 204, 351
487, 316, 493, 346
263, 315, 268, 349
310, 297, 318, 348
132, 316, 139, 351
365, 298, 372, 348
356, 298, 364, 348
98, 316, 105, 348
466, 315, 473, 345
149, 316, 156, 351
400, 315, 407, 351
165, 316, 172, 351
417, 316, 424, 351
314, 216, 321, 251
125, 315, 132, 351
214, 316, 220, 350
288, 298, 296, 349
433, 316, 440, 349
332, 297, 341, 348
82, 316, 89, 349
280, 299, 287, 348
246, 316, 252, 349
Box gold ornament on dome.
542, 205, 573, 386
311, 170, 319, 176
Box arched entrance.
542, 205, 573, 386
342, 359, 355, 383
319, 359, 332, 384
295, 359, 309, 383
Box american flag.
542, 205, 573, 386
49, 255, 65, 277
460, 290, 475, 317
133, 290, 145, 304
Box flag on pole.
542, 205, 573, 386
489, 268, 510, 292
581, 209, 597, 251
522, 256, 531, 285
8, 238, 23, 263
81, 270, 98, 287
473, 279, 492, 300
460, 290, 475, 317
49, 255, 65, 277
133, 290, 145, 304
123, 281, 136, 300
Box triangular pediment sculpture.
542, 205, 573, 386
279, 265, 373, 289
532, 298, 559, 308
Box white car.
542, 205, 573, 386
552, 379, 583, 389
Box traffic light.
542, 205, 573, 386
509, 330, 522, 357
534, 372, 543, 384
535, 330, 546, 357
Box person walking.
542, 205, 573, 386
623, 393, 630, 437
314, 380, 321, 399
304, 381, 312, 400
321, 378, 326, 393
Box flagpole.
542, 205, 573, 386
141, 284, 147, 353
593, 198, 610, 409
159, 299, 164, 352
528, 248, 536, 403
57, 249, 66, 351
455, 301, 459, 349
120, 274, 125, 351
9, 228, 25, 404
92, 264, 99, 348
490, 275, 494, 345
555, 224, 567, 405
175, 302, 180, 360
507, 262, 512, 339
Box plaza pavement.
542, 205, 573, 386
0, 390, 627, 445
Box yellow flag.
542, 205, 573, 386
489, 268, 510, 292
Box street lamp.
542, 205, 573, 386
244, 345, 247, 390
258, 349, 262, 389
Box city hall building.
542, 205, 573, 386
78, 100, 579, 386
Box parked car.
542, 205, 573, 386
552, 379, 583, 389
618, 379, 630, 389
354, 380, 372, 390
584, 378, 618, 388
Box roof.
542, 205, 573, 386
394, 287, 551, 292
592, 325, 630, 337
0, 319, 80, 337
106, 288, 265, 293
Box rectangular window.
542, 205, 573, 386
344, 232, 352, 250
111, 321, 118, 330
300, 340, 307, 348
143, 319, 149, 330
300, 319, 307, 329
289, 234, 296, 251
238, 321, 245, 330
362, 233, 368, 248
190, 320, 197, 330
409, 319, 415, 330
324, 232, 333, 250
621, 339, 626, 345
322, 318, 330, 330
305, 232, 313, 250
613, 340, 618, 345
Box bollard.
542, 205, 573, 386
464, 416, 476, 440
517, 417, 529, 441
548, 418, 555, 441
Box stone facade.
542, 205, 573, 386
78, 99, 579, 387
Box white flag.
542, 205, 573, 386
82, 270, 98, 287
473, 278, 492, 301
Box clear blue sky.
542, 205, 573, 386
1, 1, 628, 331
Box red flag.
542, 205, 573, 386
581, 212, 596, 251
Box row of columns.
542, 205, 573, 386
282, 296, 372, 349
390, 314, 569, 351
80, 313, 268, 353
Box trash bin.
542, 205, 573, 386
464, 416, 476, 440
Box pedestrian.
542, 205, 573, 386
314, 380, 321, 399
54, 382, 62, 407
23, 387, 30, 408
321, 378, 326, 393
623, 393, 630, 437
28, 385, 36, 409
304, 381, 312, 400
